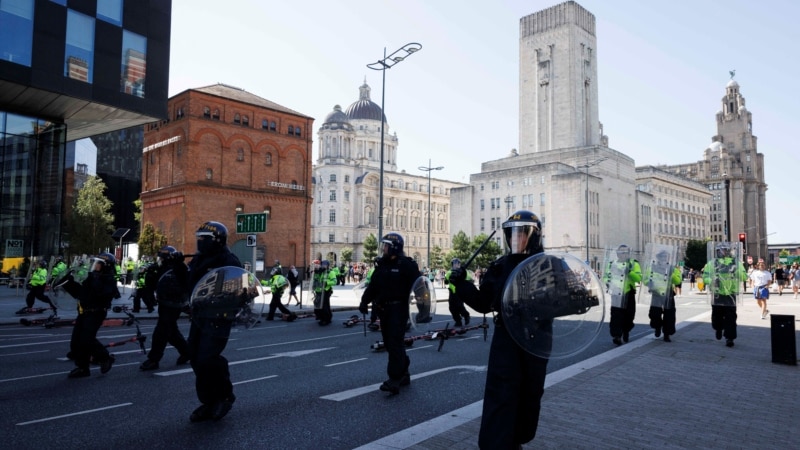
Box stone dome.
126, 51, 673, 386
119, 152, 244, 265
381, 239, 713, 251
344, 82, 386, 122
324, 105, 350, 125
726, 79, 739, 88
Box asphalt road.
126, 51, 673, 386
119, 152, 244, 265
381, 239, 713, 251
0, 294, 710, 449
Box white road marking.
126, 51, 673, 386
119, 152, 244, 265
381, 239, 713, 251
17, 403, 132, 426
325, 358, 367, 367
155, 347, 336, 376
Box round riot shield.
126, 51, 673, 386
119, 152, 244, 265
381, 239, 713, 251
236, 282, 266, 329
409, 276, 437, 330
190, 266, 261, 327
501, 252, 605, 359
352, 280, 367, 305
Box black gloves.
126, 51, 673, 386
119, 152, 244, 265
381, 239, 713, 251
358, 302, 369, 315
450, 268, 466, 283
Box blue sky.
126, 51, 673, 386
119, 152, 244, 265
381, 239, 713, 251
169, 0, 799, 245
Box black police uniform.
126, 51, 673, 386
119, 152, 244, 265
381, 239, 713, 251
141, 262, 190, 369
182, 246, 242, 418
453, 253, 549, 448
361, 254, 420, 392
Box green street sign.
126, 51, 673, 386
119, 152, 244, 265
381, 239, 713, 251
236, 213, 267, 234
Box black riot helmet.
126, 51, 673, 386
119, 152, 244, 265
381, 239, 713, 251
656, 249, 670, 263
157, 245, 177, 266
92, 252, 117, 273
381, 233, 404, 257
616, 244, 631, 261
451, 258, 462, 269
38, 259, 48, 268
715, 242, 732, 259
502, 210, 543, 255
196, 221, 228, 255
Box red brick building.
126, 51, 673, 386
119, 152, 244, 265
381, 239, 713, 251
141, 84, 313, 276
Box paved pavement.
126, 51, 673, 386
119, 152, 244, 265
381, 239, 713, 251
2, 281, 799, 449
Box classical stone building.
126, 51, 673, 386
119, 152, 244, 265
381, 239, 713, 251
312, 82, 467, 267
451, 1, 637, 269
141, 84, 313, 275
658, 79, 768, 261
634, 166, 712, 258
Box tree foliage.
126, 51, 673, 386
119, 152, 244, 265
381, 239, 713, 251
133, 198, 142, 229
684, 239, 708, 271
138, 223, 168, 258
363, 234, 378, 262
67, 176, 115, 255
341, 247, 353, 263
445, 231, 503, 271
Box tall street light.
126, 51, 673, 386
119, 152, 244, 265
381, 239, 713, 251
367, 42, 422, 242
504, 195, 514, 217
577, 157, 607, 265
418, 159, 443, 268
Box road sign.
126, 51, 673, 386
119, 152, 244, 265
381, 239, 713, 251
246, 235, 257, 247
236, 213, 267, 234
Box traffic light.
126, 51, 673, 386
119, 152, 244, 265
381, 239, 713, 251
738, 232, 747, 254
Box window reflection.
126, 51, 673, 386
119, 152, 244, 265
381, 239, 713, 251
1, 0, 35, 66
121, 30, 147, 98
65, 10, 95, 83
96, 0, 122, 25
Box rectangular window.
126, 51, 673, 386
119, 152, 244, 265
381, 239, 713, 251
96, 0, 122, 25
480, 199, 484, 211
329, 190, 336, 201
65, 10, 95, 83
121, 30, 147, 97
344, 191, 350, 201
328, 233, 335, 243
329, 210, 336, 223
540, 193, 545, 206
0, 0, 34, 66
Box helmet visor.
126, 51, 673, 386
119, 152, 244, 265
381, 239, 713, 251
503, 222, 537, 254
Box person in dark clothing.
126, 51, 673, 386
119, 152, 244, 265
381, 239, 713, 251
312, 260, 336, 326
702, 242, 747, 347
139, 246, 191, 371
359, 233, 421, 395
63, 253, 120, 378
449, 210, 548, 448
132, 261, 160, 313
286, 265, 301, 306
445, 257, 471, 327
643, 247, 682, 342
171, 221, 243, 422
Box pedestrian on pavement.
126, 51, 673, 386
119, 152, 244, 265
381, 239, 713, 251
139, 246, 191, 371
749, 261, 772, 319
359, 232, 421, 395
62, 253, 119, 378
174, 221, 243, 422
689, 268, 696, 291
445, 258, 471, 327
311, 260, 336, 326
286, 265, 301, 306
791, 262, 800, 299
448, 210, 549, 448
642, 248, 682, 342
603, 244, 642, 345
702, 242, 748, 347
265, 272, 296, 321
21, 259, 56, 314
773, 264, 787, 296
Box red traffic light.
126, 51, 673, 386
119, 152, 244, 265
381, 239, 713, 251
738, 233, 747, 243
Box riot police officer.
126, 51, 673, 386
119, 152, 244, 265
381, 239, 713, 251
445, 257, 471, 327
702, 242, 747, 347
173, 222, 242, 422
23, 260, 56, 313
604, 244, 642, 345
359, 233, 421, 395
139, 246, 191, 371
448, 210, 548, 448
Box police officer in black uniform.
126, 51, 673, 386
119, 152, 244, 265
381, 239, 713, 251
139, 246, 191, 371
172, 222, 242, 422
449, 210, 548, 448
63, 252, 120, 378
359, 233, 421, 394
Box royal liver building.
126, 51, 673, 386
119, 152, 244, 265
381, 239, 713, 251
311, 82, 467, 267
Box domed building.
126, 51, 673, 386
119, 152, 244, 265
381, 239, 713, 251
311, 81, 467, 268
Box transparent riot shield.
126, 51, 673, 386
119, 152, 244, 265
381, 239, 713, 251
409, 276, 437, 331
352, 280, 367, 305
638, 244, 678, 309
501, 252, 605, 359
190, 266, 261, 328
705, 241, 745, 306
601, 246, 633, 308
310, 267, 326, 310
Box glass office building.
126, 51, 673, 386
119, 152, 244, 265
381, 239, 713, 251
0, 0, 170, 260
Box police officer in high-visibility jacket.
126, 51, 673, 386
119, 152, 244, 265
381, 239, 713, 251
22, 260, 56, 313
702, 242, 747, 347
265, 273, 296, 321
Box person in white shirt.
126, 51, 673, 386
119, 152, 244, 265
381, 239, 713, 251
749, 261, 773, 319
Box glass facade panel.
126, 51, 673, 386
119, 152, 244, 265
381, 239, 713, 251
65, 10, 95, 83
1, 112, 66, 259
0, 0, 35, 66
96, 0, 122, 25
121, 30, 147, 97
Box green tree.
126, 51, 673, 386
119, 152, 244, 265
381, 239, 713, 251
68, 176, 115, 255
138, 223, 168, 258
449, 231, 472, 262
430, 245, 445, 269
471, 232, 503, 269
133, 198, 142, 233
363, 234, 378, 262
684, 239, 708, 271
341, 247, 354, 263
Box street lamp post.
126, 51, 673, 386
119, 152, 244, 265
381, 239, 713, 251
418, 159, 443, 268
504, 195, 513, 217
723, 173, 731, 242
577, 157, 607, 264
367, 42, 422, 242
